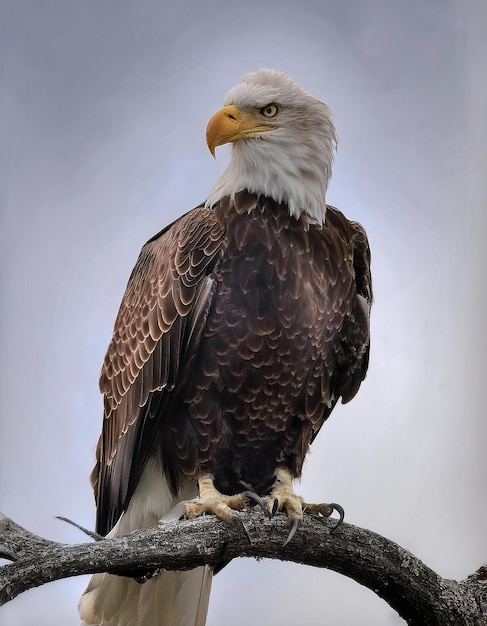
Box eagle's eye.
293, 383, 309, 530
260, 103, 279, 118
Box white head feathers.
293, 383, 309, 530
206, 69, 337, 225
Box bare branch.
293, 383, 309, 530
0, 511, 485, 625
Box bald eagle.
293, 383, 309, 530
79, 69, 372, 626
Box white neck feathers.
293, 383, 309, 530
206, 71, 337, 226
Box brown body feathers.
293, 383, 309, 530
92, 190, 371, 536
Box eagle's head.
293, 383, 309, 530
205, 69, 337, 225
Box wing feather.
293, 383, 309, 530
309, 208, 372, 441
92, 206, 225, 535
335, 215, 372, 404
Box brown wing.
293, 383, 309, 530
310, 209, 372, 442
338, 218, 372, 402
91, 205, 226, 535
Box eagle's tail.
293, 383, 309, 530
79, 567, 212, 626
79, 461, 212, 626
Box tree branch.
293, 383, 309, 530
0, 510, 485, 625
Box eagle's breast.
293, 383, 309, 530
178, 191, 355, 495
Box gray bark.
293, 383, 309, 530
0, 510, 485, 625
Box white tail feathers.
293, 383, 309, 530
79, 568, 212, 626
79, 461, 212, 626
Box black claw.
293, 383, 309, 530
271, 498, 279, 518
238, 480, 270, 518
241, 490, 271, 519
328, 503, 345, 533
283, 516, 301, 547
235, 516, 252, 544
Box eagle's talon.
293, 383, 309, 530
271, 498, 279, 518
329, 503, 345, 532
185, 477, 251, 523
235, 516, 252, 544
268, 469, 343, 542
301, 500, 344, 531
283, 516, 301, 546
241, 490, 271, 519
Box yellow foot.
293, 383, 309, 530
184, 476, 248, 523
269, 468, 345, 544
269, 468, 304, 520
302, 502, 340, 518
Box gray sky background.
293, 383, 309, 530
1, 1, 486, 624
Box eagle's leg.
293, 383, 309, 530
268, 468, 304, 544
269, 468, 344, 544
269, 468, 303, 520
184, 475, 248, 523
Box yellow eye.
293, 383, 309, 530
260, 103, 278, 118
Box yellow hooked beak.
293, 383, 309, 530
206, 104, 275, 157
